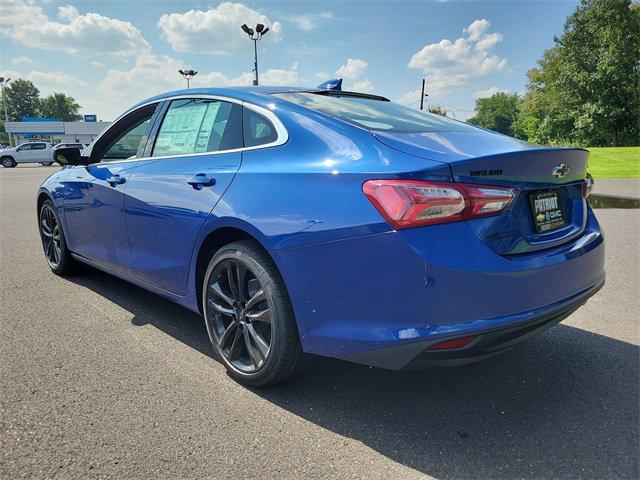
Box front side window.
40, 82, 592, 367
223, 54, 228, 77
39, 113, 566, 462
243, 109, 277, 147
152, 99, 242, 157
17, 144, 32, 151
102, 119, 150, 161
272, 92, 479, 134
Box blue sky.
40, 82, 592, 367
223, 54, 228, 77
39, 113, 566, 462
1, 0, 579, 121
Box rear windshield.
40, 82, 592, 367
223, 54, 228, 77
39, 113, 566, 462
271, 92, 478, 133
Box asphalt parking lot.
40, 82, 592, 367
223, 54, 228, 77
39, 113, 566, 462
1, 166, 638, 479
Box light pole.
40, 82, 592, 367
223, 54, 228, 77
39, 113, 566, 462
241, 23, 270, 86
0, 77, 12, 146
178, 69, 198, 89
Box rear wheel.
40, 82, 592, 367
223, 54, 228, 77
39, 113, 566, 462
202, 240, 305, 386
40, 161, 54, 166
39, 200, 75, 275
1, 156, 16, 168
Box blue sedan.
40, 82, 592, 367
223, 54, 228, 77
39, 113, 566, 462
38, 85, 605, 386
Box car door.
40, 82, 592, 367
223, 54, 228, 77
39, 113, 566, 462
62, 103, 161, 271
123, 97, 244, 295
32, 142, 48, 162
14, 143, 32, 163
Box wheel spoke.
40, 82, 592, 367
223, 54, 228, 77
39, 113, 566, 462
235, 263, 247, 302
227, 327, 244, 360
218, 320, 239, 348
41, 219, 52, 237
245, 308, 271, 323
226, 263, 239, 301
244, 325, 264, 368
207, 298, 234, 317
53, 242, 61, 264
210, 282, 234, 307
246, 323, 269, 359
245, 288, 265, 310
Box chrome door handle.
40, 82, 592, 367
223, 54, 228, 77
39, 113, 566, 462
107, 174, 126, 186
187, 174, 216, 190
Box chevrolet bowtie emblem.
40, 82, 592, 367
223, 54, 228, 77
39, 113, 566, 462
552, 163, 570, 178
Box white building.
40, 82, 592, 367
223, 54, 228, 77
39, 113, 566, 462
5, 118, 111, 146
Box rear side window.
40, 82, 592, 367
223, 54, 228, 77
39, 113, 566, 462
33, 143, 47, 150
272, 92, 478, 134
152, 99, 243, 157
243, 109, 277, 147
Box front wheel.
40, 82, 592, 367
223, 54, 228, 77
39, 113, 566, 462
1, 156, 16, 168
202, 240, 305, 386
39, 200, 76, 275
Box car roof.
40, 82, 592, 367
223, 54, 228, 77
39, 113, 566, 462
128, 86, 315, 112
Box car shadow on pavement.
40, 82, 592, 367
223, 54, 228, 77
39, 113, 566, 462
69, 267, 639, 479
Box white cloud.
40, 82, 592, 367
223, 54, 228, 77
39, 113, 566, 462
316, 71, 330, 80
27, 70, 87, 90
260, 63, 299, 85
1, 0, 149, 58
408, 18, 507, 94
90, 61, 105, 69
335, 58, 368, 80
351, 79, 374, 93
158, 2, 281, 54
92, 53, 297, 119
396, 89, 422, 106
284, 11, 333, 31
11, 56, 34, 66
473, 86, 508, 99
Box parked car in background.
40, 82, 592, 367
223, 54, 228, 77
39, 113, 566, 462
1, 142, 53, 167
37, 85, 604, 387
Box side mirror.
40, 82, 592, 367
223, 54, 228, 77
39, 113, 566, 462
54, 147, 88, 166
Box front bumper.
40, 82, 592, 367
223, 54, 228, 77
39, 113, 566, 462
339, 279, 604, 369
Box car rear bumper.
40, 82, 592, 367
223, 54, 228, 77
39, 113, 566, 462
339, 279, 603, 369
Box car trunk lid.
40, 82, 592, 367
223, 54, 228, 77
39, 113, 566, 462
374, 130, 589, 255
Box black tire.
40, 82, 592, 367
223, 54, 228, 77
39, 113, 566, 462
40, 161, 54, 166
39, 200, 76, 275
1, 156, 16, 168
202, 240, 305, 386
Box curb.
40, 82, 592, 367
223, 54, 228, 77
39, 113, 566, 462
588, 194, 640, 209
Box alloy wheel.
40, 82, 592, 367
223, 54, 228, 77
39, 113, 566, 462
206, 259, 273, 373
40, 204, 62, 268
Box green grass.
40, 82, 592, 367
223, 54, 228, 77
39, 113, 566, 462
586, 147, 640, 178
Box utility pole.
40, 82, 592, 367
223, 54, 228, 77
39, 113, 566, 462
241, 24, 270, 86
420, 78, 427, 111
0, 77, 12, 146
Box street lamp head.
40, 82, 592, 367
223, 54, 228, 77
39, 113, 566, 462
255, 23, 264, 33
0, 77, 4, 83
262, 27, 269, 36
241, 24, 253, 35
178, 69, 185, 75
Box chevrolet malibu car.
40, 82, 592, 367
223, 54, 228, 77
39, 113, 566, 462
37, 86, 605, 386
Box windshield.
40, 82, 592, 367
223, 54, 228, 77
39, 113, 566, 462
272, 92, 479, 134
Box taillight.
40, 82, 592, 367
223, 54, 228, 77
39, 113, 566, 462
429, 335, 477, 350
583, 172, 594, 198
362, 179, 516, 229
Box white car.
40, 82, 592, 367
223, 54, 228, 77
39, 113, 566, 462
0, 142, 53, 167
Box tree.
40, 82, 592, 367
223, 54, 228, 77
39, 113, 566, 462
39, 93, 82, 121
467, 92, 521, 136
1, 79, 40, 120
427, 105, 448, 117
517, 0, 640, 146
